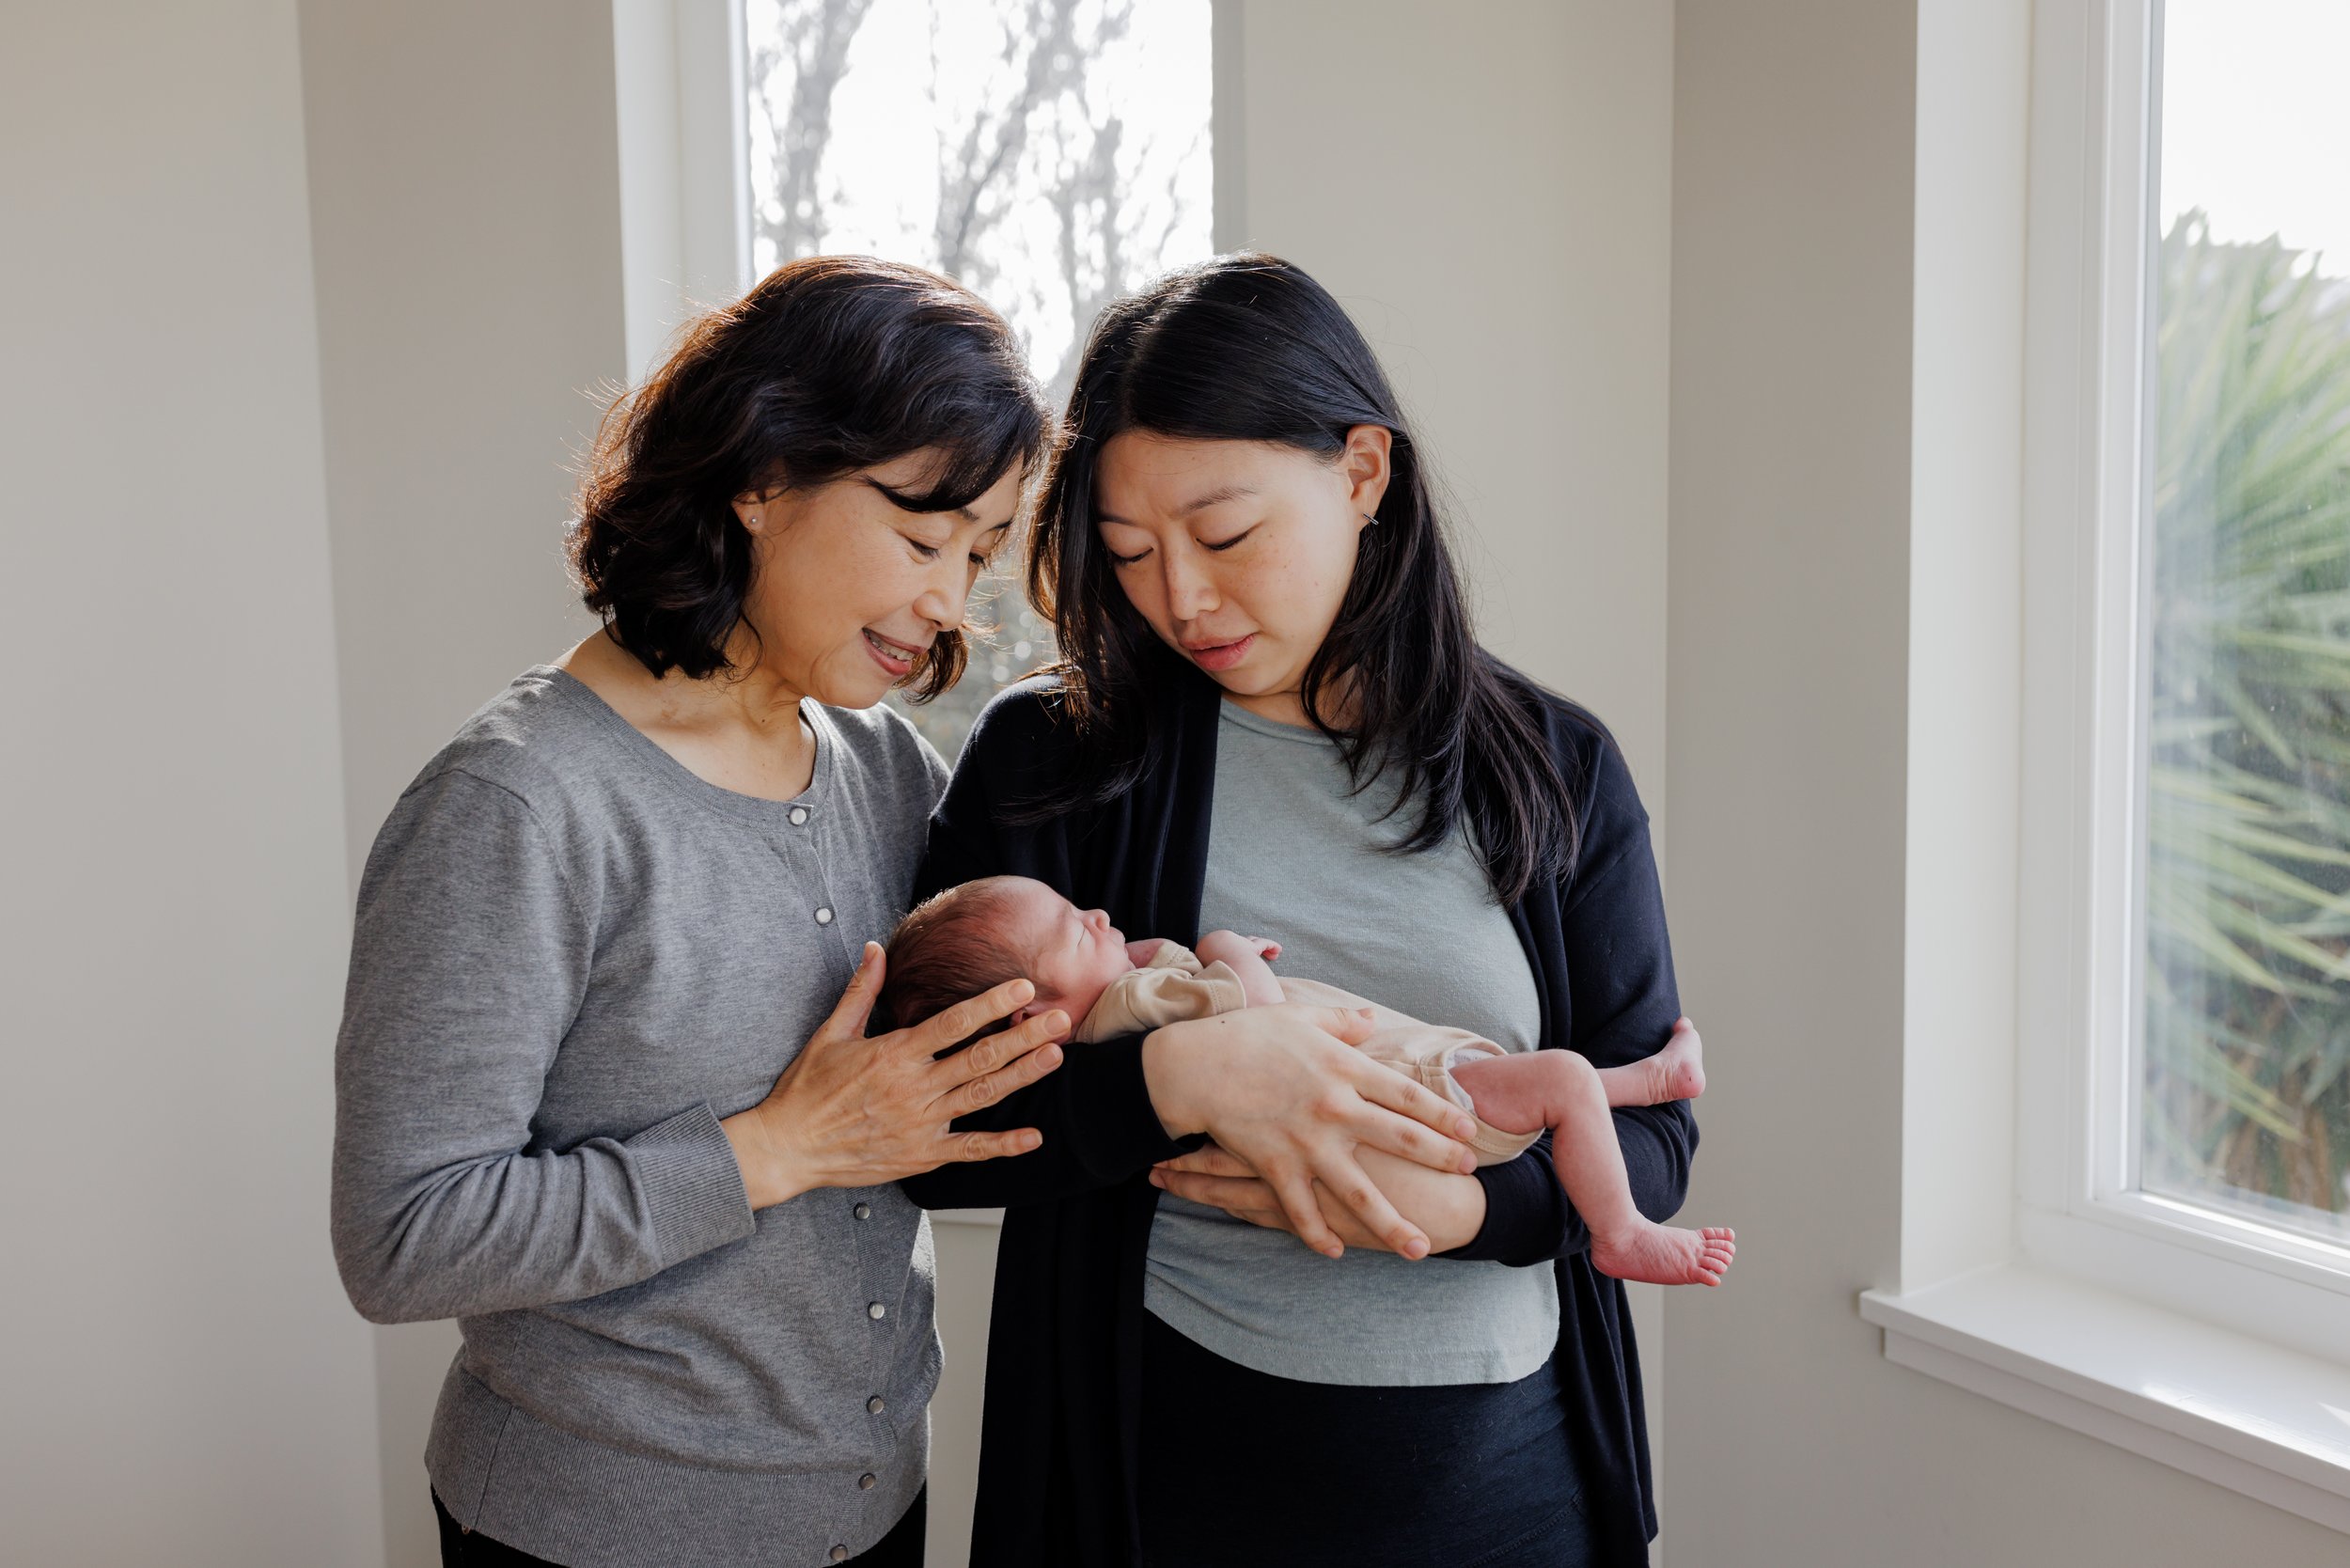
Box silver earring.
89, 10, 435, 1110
1362, 511, 1380, 526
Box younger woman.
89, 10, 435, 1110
905, 254, 1700, 1567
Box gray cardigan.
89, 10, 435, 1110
332, 667, 947, 1568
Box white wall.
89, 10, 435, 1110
293, 5, 625, 1561
1661, 3, 2346, 1562
297, 0, 619, 881
1231, 0, 1677, 781
0, 4, 384, 1561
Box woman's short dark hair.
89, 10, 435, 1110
1027, 252, 1592, 904
572, 255, 1050, 691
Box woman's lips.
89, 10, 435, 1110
1181, 634, 1255, 672
862, 629, 922, 677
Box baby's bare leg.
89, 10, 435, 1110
1449, 1051, 1734, 1288
1594, 1020, 1706, 1109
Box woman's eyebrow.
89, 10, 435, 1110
862, 476, 984, 522
1096, 484, 1260, 527
1177, 483, 1258, 515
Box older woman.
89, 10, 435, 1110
329, 258, 1070, 1567
330, 255, 1467, 1568
905, 254, 1700, 1567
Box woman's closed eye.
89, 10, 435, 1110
903, 535, 995, 569
1104, 526, 1257, 569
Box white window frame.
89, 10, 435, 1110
613, 0, 752, 384
1863, 0, 2350, 1534
2014, 0, 2350, 1352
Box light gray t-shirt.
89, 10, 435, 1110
1143, 701, 1559, 1386
332, 667, 948, 1568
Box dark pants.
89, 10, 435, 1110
432, 1486, 927, 1567
1136, 1311, 1594, 1568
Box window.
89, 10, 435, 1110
2002, 0, 2350, 1311
2136, 0, 2350, 1253
741, 0, 1216, 758
1861, 0, 2350, 1534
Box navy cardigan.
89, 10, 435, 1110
901, 662, 1696, 1566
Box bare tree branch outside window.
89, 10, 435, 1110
744, 0, 1214, 758
747, 0, 878, 259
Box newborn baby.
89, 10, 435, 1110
880, 874, 1734, 1288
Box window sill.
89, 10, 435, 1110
1859, 1263, 2350, 1534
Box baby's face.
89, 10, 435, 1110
996, 878, 1136, 1025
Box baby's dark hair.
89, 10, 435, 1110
876, 878, 1031, 1035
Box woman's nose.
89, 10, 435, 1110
912, 568, 968, 634
1160, 546, 1216, 622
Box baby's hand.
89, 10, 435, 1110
1198, 928, 1277, 965
1197, 929, 1289, 1009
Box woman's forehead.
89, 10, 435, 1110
1095, 433, 1307, 520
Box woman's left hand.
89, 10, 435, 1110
1151, 1141, 1487, 1255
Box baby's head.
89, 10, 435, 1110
878, 875, 1135, 1042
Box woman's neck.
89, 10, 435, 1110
558, 626, 819, 801
1222, 689, 1313, 729
1222, 669, 1359, 732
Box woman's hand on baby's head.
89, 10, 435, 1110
722, 944, 1070, 1206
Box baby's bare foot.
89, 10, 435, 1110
1590, 1222, 1735, 1288
1644, 1025, 1706, 1104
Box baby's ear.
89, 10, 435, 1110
1010, 1002, 1040, 1025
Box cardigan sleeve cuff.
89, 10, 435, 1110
1436, 1131, 1584, 1266
1065, 1035, 1203, 1181
630, 1104, 758, 1266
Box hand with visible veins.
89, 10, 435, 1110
1141, 1002, 1481, 1260
1153, 1140, 1490, 1254
721, 942, 1067, 1209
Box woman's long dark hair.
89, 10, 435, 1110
1028, 253, 1590, 903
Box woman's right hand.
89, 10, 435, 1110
1141, 1003, 1480, 1261
722, 941, 1068, 1208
